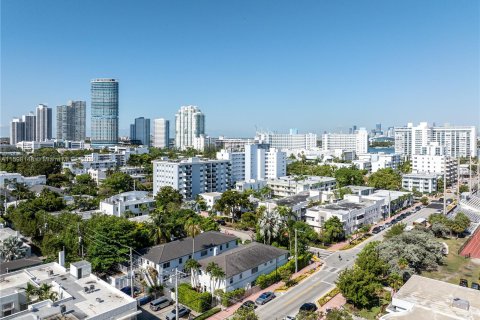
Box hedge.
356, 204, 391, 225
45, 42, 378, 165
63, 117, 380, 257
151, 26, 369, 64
218, 288, 245, 307
256, 254, 312, 289
317, 287, 340, 306
177, 283, 212, 313
194, 307, 221, 320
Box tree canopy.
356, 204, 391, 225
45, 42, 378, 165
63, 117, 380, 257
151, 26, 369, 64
367, 168, 402, 190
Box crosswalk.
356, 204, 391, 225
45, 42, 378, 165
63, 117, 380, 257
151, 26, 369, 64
309, 248, 334, 260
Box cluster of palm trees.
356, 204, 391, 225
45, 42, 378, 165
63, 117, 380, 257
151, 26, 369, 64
22, 282, 58, 303
257, 205, 294, 245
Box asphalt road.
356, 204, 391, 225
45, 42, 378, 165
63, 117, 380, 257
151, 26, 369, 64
255, 205, 438, 320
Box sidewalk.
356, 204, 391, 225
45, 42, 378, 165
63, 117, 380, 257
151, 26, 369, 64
208, 260, 322, 320
319, 293, 346, 315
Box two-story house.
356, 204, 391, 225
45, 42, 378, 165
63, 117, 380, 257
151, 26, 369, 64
139, 231, 239, 283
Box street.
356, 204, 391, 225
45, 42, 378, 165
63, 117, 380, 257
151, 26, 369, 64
255, 204, 437, 320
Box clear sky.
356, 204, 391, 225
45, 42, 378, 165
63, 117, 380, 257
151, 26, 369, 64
1, 0, 479, 138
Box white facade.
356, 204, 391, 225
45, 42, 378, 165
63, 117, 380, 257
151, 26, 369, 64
356, 153, 401, 173
402, 173, 440, 193
322, 128, 368, 154
199, 192, 223, 210
195, 243, 289, 293
235, 179, 268, 192
153, 118, 170, 148
255, 130, 317, 150
35, 104, 52, 142
63, 153, 118, 175
266, 175, 336, 197
16, 140, 55, 152
305, 194, 382, 235
0, 171, 46, 188
99, 191, 155, 217
87, 168, 108, 184
175, 105, 205, 150
216, 144, 286, 183
193, 134, 218, 152
0, 261, 138, 320
411, 144, 457, 183
394, 122, 476, 158
153, 157, 231, 200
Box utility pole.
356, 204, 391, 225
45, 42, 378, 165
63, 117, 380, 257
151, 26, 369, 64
457, 157, 460, 203
469, 155, 472, 193
175, 269, 179, 320
130, 247, 134, 298
295, 229, 298, 273
387, 191, 391, 220
443, 171, 447, 215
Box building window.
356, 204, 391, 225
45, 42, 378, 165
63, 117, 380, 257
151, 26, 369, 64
220, 245, 223, 250
163, 262, 170, 268
226, 243, 229, 248
251, 267, 258, 274
179, 258, 183, 264
229, 278, 233, 284
201, 250, 208, 257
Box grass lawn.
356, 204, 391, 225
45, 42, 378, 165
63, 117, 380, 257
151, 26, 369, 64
422, 237, 480, 286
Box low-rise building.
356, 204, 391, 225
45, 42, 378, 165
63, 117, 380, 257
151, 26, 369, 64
381, 275, 480, 320
356, 153, 401, 173
0, 260, 139, 320
195, 242, 289, 293
305, 194, 382, 234
235, 179, 268, 192
199, 192, 223, 210
402, 173, 440, 193
99, 191, 155, 217
139, 231, 239, 284
266, 176, 336, 197
411, 143, 457, 184
0, 171, 46, 188
258, 191, 324, 219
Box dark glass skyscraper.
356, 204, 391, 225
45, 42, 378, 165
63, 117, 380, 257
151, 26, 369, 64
130, 117, 150, 146
91, 79, 119, 148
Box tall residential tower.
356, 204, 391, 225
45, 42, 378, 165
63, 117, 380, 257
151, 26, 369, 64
56, 100, 86, 141
35, 104, 52, 141
130, 117, 150, 146
153, 118, 170, 148
91, 79, 119, 148
175, 105, 205, 150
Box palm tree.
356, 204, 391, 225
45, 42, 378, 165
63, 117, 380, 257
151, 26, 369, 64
23, 282, 39, 303
0, 236, 27, 262
258, 209, 284, 245
185, 218, 202, 258
185, 258, 201, 289
38, 283, 57, 301
206, 262, 225, 295
388, 273, 403, 295
148, 212, 174, 244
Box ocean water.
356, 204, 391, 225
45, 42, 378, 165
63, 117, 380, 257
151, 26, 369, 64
367, 147, 395, 154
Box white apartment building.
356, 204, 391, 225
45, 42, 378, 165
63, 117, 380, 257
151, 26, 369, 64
411, 143, 457, 183
235, 179, 268, 192
140, 231, 238, 284
63, 153, 118, 175
153, 118, 169, 148
322, 128, 369, 154
305, 194, 382, 235
216, 144, 287, 183
0, 260, 138, 320
255, 129, 317, 151
258, 191, 323, 219
195, 243, 289, 293
16, 140, 55, 152
193, 134, 218, 152
0, 171, 46, 188
199, 192, 223, 210
99, 191, 155, 217
402, 173, 440, 193
266, 175, 336, 197
394, 122, 476, 158
87, 168, 108, 184
356, 153, 401, 173
153, 157, 231, 200
175, 105, 205, 150
36, 104, 53, 142
216, 136, 257, 152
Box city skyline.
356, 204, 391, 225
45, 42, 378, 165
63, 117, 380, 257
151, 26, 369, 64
1, 0, 478, 138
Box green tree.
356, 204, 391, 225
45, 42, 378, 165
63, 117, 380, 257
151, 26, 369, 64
334, 166, 366, 188
185, 218, 202, 258
71, 174, 97, 196
384, 223, 406, 239
398, 160, 412, 174
100, 172, 134, 196
321, 216, 344, 244
420, 196, 429, 205
325, 308, 353, 320
336, 267, 383, 309
258, 209, 284, 245
213, 190, 253, 220
154, 186, 183, 213
232, 307, 259, 320
185, 258, 201, 289
0, 236, 28, 261
367, 168, 402, 190
296, 310, 324, 320
459, 185, 469, 193
206, 262, 225, 294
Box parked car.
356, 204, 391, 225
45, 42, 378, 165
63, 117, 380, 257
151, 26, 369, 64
299, 303, 318, 312
120, 286, 140, 296
239, 300, 257, 310
165, 306, 191, 320
216, 219, 226, 226
459, 279, 468, 287
472, 282, 480, 290
149, 296, 172, 311
255, 292, 275, 305
372, 227, 381, 234
137, 295, 153, 306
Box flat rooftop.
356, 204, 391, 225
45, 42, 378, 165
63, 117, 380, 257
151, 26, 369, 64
269, 175, 336, 184
391, 275, 480, 319
269, 191, 311, 207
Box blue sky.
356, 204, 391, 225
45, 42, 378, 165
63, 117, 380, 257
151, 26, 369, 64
1, 0, 479, 137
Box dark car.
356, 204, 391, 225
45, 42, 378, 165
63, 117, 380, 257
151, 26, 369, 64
372, 227, 381, 234
459, 279, 468, 287
239, 300, 257, 310
120, 286, 140, 296
299, 303, 318, 312
255, 292, 275, 305
216, 219, 226, 226
472, 282, 480, 290
165, 306, 190, 320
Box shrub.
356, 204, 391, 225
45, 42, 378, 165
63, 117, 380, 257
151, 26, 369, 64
256, 254, 312, 289
177, 283, 212, 313
220, 288, 245, 306
194, 307, 221, 320
317, 287, 340, 306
